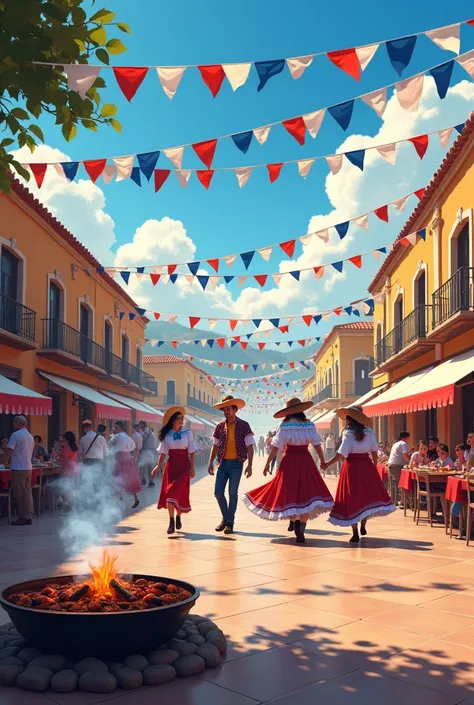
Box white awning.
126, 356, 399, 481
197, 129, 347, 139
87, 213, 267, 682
0, 375, 52, 416
100, 390, 163, 424
185, 413, 205, 431
315, 410, 336, 429
138, 400, 164, 420
40, 373, 131, 420
193, 415, 215, 429
348, 383, 388, 409
310, 411, 327, 423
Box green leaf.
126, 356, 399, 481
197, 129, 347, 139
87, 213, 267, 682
26, 100, 42, 119
74, 38, 86, 52
11, 161, 31, 181
17, 133, 27, 148
106, 38, 126, 55
62, 122, 77, 141
90, 9, 116, 23
1, 138, 15, 148
90, 26, 107, 45
110, 118, 122, 133
95, 48, 109, 65
81, 118, 98, 131
11, 107, 29, 120
100, 103, 117, 117
93, 76, 107, 88
28, 124, 44, 142
116, 22, 132, 34
72, 7, 87, 24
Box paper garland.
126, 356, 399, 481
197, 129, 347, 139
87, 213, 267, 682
181, 352, 315, 371
149, 334, 326, 350
38, 19, 473, 100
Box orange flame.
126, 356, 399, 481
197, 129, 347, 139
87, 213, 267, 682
88, 549, 118, 596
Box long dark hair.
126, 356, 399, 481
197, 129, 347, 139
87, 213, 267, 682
346, 416, 365, 442
159, 412, 182, 442
63, 431, 78, 452
282, 412, 307, 423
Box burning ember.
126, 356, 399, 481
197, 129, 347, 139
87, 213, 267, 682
6, 549, 192, 613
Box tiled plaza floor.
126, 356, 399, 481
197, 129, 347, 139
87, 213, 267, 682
1, 455, 474, 704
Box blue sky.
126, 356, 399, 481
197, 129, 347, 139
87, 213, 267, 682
18, 0, 474, 428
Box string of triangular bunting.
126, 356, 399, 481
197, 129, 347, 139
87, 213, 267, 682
181, 352, 315, 371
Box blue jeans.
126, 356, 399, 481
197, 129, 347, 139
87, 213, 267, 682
215, 460, 243, 526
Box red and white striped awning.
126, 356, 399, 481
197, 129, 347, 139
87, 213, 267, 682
0, 375, 52, 416
40, 373, 130, 420
315, 410, 336, 429
100, 390, 163, 424
186, 413, 205, 431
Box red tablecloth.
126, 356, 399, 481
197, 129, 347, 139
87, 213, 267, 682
445, 476, 468, 504
0, 469, 39, 490
399, 469, 416, 492
377, 464, 388, 482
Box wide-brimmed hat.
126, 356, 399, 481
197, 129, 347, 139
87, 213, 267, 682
336, 405, 372, 428
273, 397, 313, 419
213, 395, 245, 410
162, 406, 186, 427
81, 419, 93, 426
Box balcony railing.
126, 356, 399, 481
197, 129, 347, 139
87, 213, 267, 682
155, 395, 181, 405
187, 395, 216, 414
345, 379, 373, 397
432, 267, 474, 328
0, 293, 36, 342
375, 305, 432, 366
314, 384, 339, 405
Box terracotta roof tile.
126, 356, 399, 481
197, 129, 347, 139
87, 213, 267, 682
143, 355, 184, 364
314, 320, 373, 363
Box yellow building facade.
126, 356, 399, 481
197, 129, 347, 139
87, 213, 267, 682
0, 179, 157, 446
368, 117, 474, 447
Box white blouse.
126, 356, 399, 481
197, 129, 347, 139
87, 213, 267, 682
271, 421, 321, 450
158, 429, 198, 455
109, 432, 135, 453
337, 429, 378, 458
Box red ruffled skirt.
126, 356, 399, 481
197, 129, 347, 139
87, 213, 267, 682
329, 453, 396, 526
158, 449, 191, 513
243, 445, 334, 521
113, 451, 141, 494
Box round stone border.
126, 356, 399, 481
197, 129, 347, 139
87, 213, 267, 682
0, 614, 227, 694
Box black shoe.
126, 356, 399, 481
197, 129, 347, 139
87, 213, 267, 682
296, 521, 306, 544
293, 520, 301, 536
360, 521, 367, 536
141, 478, 146, 486
176, 516, 182, 531
132, 498, 140, 509
349, 532, 360, 544
224, 524, 234, 535
215, 520, 226, 532
148, 481, 155, 487
288, 521, 294, 532
167, 518, 175, 535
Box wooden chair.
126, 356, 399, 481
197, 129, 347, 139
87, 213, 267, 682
414, 471, 447, 527
0, 483, 12, 524
466, 474, 474, 547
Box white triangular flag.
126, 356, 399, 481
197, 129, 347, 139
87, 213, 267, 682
224, 254, 237, 267
322, 312, 332, 321
235, 167, 252, 188
135, 272, 144, 282
258, 246, 273, 261
201, 339, 207, 347
354, 214, 369, 230
406, 232, 418, 246
392, 195, 410, 212
303, 109, 325, 138
167, 314, 177, 323
64, 65, 101, 98
457, 49, 474, 79
376, 143, 396, 165
286, 55, 314, 79
238, 276, 247, 287
299, 234, 312, 245
356, 43, 379, 71
426, 23, 460, 54
372, 250, 383, 261
208, 319, 218, 329
438, 127, 453, 148
395, 74, 424, 111
253, 126, 271, 144
209, 276, 220, 289
361, 87, 387, 117
151, 265, 164, 274
373, 292, 385, 305
222, 63, 252, 90
52, 163, 66, 179
113, 155, 134, 182
297, 158, 315, 178
163, 146, 184, 169
102, 165, 116, 184
176, 169, 191, 188
156, 67, 185, 99
184, 275, 194, 284
316, 229, 329, 243
314, 266, 325, 279
272, 273, 284, 285
150, 339, 158, 347
161, 275, 170, 284
326, 154, 343, 175
287, 316, 294, 324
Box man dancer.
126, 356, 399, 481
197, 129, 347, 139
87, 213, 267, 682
208, 395, 254, 535
138, 421, 158, 487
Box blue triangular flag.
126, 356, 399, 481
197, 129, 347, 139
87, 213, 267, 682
328, 100, 354, 131
285, 382, 290, 387
193, 340, 200, 345
386, 36, 417, 75
430, 60, 454, 100
240, 251, 255, 269
246, 333, 253, 339
289, 270, 300, 281
378, 247, 387, 254
255, 59, 285, 91
187, 262, 200, 276
128, 313, 136, 320
137, 151, 160, 181
252, 319, 262, 328
454, 123, 465, 134
232, 131, 253, 154
135, 307, 147, 316
332, 261, 344, 273
278, 364, 284, 369
130, 167, 141, 187
364, 297, 374, 309
96, 267, 105, 273
270, 319, 280, 328
157, 341, 164, 347
352, 309, 360, 317
136, 267, 145, 275
230, 340, 238, 347
313, 315, 322, 325
207, 339, 214, 348
169, 274, 178, 283
119, 312, 125, 320
335, 221, 350, 239
275, 342, 281, 347
345, 149, 365, 171
197, 275, 209, 290
224, 276, 234, 283
288, 341, 293, 347
344, 306, 353, 315
252, 364, 258, 371
62, 162, 79, 181
120, 271, 130, 285
417, 228, 426, 241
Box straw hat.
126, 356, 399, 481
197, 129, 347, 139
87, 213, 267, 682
336, 405, 372, 428
81, 419, 93, 426
213, 394, 246, 410
162, 406, 186, 427
273, 397, 313, 419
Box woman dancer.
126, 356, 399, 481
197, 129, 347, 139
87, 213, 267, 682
151, 407, 197, 535
243, 398, 334, 544
109, 421, 141, 509
324, 406, 395, 543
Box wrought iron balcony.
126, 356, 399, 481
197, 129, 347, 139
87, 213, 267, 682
430, 267, 474, 341
375, 305, 433, 369
187, 395, 216, 414
0, 293, 36, 349
154, 394, 181, 406
313, 384, 339, 405
345, 379, 373, 398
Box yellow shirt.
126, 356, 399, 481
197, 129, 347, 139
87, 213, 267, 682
223, 422, 237, 460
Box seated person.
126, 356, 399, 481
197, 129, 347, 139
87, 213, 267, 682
410, 441, 429, 468
454, 444, 468, 471
436, 443, 454, 468
32, 435, 48, 462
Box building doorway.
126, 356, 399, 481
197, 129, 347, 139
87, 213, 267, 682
80, 304, 91, 362
354, 359, 371, 396
0, 248, 19, 334
462, 384, 474, 435
166, 380, 176, 404
415, 271, 426, 335
47, 393, 62, 449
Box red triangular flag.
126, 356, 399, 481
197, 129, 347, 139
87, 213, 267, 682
279, 239, 296, 258
153, 312, 161, 320
414, 187, 425, 200
197, 170, 214, 189
399, 237, 410, 247
241, 343, 248, 351
227, 363, 232, 368
313, 266, 324, 277
233, 336, 240, 342
84, 159, 106, 183
154, 169, 170, 192
303, 315, 313, 326
30, 163, 47, 188
198, 65, 226, 97
267, 163, 283, 183
467, 19, 474, 26
254, 275, 268, 287
243, 363, 249, 370
297, 340, 306, 347
168, 264, 177, 275
229, 319, 238, 331
113, 67, 148, 101
189, 356, 194, 362
289, 362, 296, 368
217, 361, 223, 367
150, 274, 160, 286
333, 306, 343, 315
258, 343, 266, 350
207, 258, 219, 273
327, 48, 360, 81
409, 135, 429, 159
192, 139, 218, 168
171, 340, 178, 348
217, 338, 225, 348
189, 317, 200, 329
282, 116, 306, 145
349, 255, 362, 268
374, 205, 389, 223
279, 325, 289, 333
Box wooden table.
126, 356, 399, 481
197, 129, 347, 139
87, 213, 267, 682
0, 468, 39, 489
